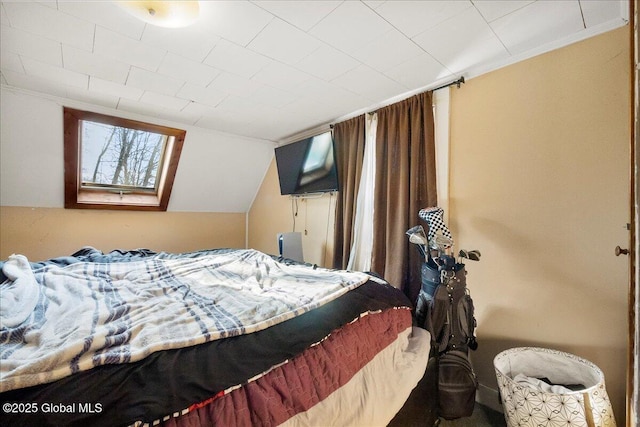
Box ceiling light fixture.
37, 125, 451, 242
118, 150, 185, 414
117, 1, 200, 28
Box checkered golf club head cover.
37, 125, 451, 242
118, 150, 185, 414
418, 207, 453, 248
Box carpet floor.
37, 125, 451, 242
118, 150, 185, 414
438, 404, 506, 426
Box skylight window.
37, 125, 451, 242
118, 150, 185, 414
64, 107, 186, 211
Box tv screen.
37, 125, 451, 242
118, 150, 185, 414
274, 131, 339, 196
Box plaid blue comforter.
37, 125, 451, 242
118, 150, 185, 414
0, 248, 369, 392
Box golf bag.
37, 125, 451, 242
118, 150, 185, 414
414, 257, 441, 329
418, 255, 478, 420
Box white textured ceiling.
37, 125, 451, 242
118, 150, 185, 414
0, 0, 628, 142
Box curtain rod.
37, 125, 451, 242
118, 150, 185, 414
432, 76, 465, 91
329, 76, 465, 128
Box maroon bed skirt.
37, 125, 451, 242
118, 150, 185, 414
158, 307, 412, 427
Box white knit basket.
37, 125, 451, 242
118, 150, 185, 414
494, 347, 616, 427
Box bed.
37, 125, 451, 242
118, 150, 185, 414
0, 247, 430, 426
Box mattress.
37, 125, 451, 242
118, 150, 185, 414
0, 248, 430, 426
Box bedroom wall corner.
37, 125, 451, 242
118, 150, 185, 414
247, 158, 336, 266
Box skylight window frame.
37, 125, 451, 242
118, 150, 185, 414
63, 107, 186, 211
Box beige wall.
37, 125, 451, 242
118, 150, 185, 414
449, 26, 630, 419
248, 159, 336, 267
0, 207, 246, 261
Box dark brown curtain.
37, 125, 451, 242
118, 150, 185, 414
371, 91, 438, 304
332, 115, 366, 270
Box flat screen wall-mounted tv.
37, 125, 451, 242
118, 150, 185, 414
274, 131, 339, 196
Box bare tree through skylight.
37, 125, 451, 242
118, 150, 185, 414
81, 121, 166, 190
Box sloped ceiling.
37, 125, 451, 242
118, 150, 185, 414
0, 0, 628, 143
